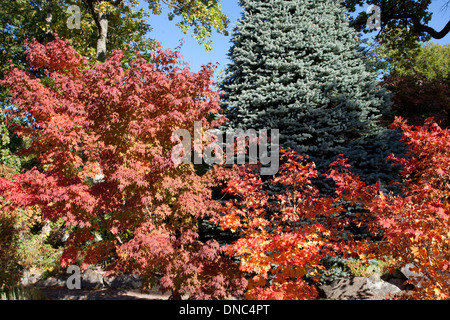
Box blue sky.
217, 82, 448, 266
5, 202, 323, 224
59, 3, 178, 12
145, 0, 450, 79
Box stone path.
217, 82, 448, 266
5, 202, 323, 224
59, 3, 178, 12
37, 286, 173, 300
26, 264, 418, 300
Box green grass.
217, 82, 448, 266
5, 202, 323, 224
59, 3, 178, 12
0, 284, 48, 300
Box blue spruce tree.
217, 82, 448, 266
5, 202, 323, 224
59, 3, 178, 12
220, 0, 406, 191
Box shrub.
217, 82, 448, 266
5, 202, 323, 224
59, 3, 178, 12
0, 35, 247, 299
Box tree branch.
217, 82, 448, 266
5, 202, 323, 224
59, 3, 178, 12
413, 19, 450, 39
385, 13, 450, 39
160, 0, 183, 10
82, 0, 101, 33
347, 2, 450, 40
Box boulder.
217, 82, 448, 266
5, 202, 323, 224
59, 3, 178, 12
399, 263, 450, 289
318, 276, 401, 300
36, 276, 66, 287
400, 263, 425, 288
319, 277, 371, 299
81, 268, 105, 289
33, 267, 143, 290
366, 275, 401, 296
103, 274, 142, 289
20, 270, 42, 286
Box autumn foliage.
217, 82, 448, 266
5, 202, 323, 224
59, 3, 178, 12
365, 117, 450, 299
383, 74, 449, 128
0, 36, 449, 300
213, 118, 450, 300
0, 36, 246, 299
211, 148, 376, 299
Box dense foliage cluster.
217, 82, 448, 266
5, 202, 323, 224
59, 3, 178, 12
0, 0, 448, 301
0, 36, 246, 299
380, 43, 450, 128
212, 118, 449, 300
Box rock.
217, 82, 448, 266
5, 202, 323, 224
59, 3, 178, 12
400, 263, 424, 279
33, 267, 142, 291
319, 277, 373, 299
41, 222, 51, 236
81, 268, 105, 289
36, 276, 66, 287
400, 263, 425, 288
318, 276, 401, 300
20, 270, 42, 286
104, 274, 142, 289
399, 263, 450, 289
366, 275, 401, 296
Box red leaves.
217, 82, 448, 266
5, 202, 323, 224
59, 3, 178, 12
0, 35, 247, 299
25, 34, 88, 77
213, 117, 449, 300
212, 148, 361, 300
2, 35, 448, 300
367, 118, 450, 299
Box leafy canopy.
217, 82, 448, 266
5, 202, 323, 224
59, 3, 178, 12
0, 35, 246, 299
212, 117, 450, 300
0, 0, 229, 69
344, 0, 450, 43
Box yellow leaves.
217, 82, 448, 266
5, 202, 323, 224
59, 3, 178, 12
411, 246, 428, 262
239, 254, 271, 275
411, 246, 420, 260
211, 212, 242, 233
434, 287, 442, 298
165, 0, 229, 51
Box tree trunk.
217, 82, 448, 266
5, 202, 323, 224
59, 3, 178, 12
45, 0, 54, 42
96, 12, 108, 62
85, 0, 109, 63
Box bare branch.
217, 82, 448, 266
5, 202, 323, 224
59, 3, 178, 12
386, 13, 450, 39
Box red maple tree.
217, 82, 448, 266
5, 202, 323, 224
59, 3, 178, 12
211, 148, 363, 299
212, 117, 450, 300
0, 35, 246, 299
365, 117, 450, 299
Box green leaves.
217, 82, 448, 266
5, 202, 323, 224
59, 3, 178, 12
0, 0, 230, 70
0, 114, 21, 174
154, 0, 229, 51
379, 41, 450, 128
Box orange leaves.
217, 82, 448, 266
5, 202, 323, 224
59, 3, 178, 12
362, 118, 450, 299
214, 118, 450, 300
378, 217, 395, 229
213, 148, 362, 300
